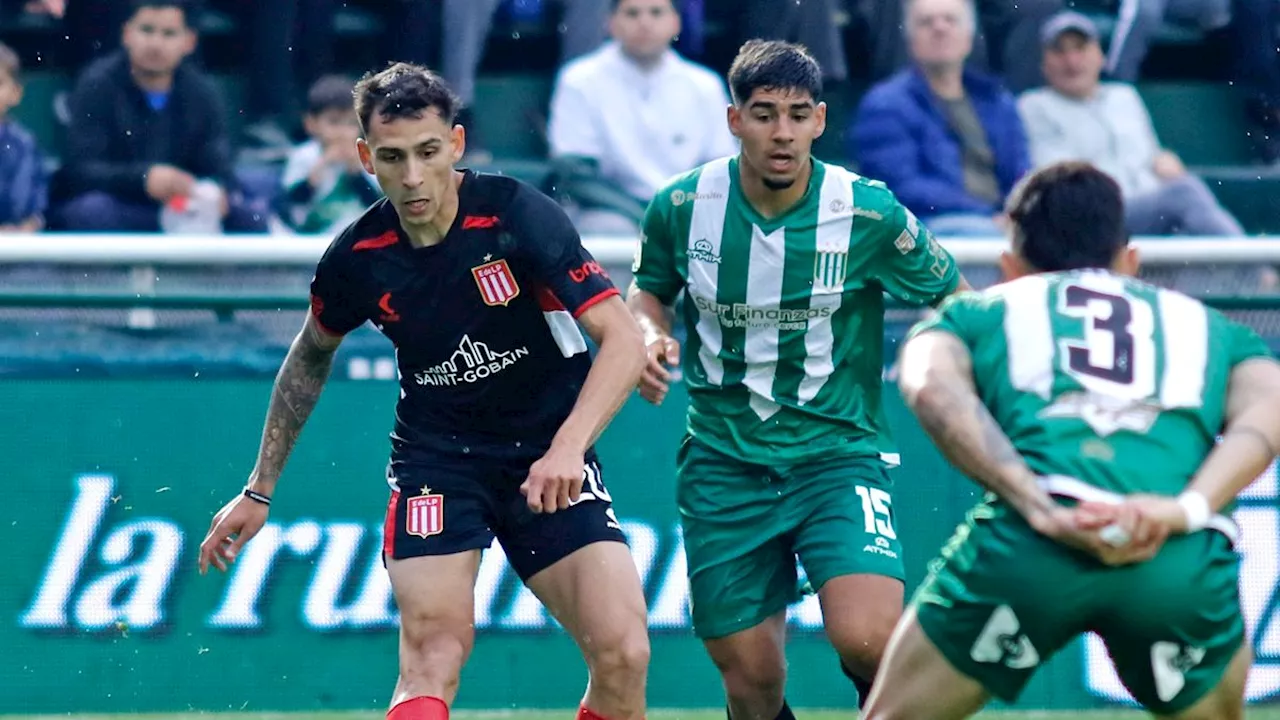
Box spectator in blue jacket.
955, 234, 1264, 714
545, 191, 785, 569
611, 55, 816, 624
850, 0, 1029, 236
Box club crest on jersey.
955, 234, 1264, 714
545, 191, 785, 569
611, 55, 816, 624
406, 490, 444, 538
471, 258, 521, 306
814, 250, 849, 290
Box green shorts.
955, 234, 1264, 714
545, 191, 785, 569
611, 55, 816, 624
677, 434, 905, 640
914, 500, 1244, 715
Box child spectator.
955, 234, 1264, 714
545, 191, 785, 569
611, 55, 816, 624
277, 75, 380, 234
0, 43, 48, 232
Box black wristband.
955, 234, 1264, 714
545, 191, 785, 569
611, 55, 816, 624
242, 488, 272, 506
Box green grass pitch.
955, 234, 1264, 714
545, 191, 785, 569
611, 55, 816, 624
7, 709, 1280, 719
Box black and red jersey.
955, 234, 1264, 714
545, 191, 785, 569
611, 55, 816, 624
309, 171, 619, 464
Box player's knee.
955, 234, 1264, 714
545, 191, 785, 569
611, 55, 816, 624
399, 621, 472, 692
716, 656, 786, 705
586, 625, 650, 689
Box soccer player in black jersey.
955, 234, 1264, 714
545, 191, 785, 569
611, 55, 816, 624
197, 63, 650, 720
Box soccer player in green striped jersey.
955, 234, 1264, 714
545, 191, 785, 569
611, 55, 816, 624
864, 162, 1280, 720
627, 40, 971, 718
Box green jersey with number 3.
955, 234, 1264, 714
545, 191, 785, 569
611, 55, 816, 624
912, 269, 1272, 496
633, 156, 960, 465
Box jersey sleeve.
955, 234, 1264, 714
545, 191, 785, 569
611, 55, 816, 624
508, 182, 619, 317
866, 184, 961, 306
906, 291, 1000, 349
631, 192, 683, 306
308, 238, 368, 336
1220, 314, 1273, 368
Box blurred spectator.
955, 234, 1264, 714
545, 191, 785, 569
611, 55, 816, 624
851, 0, 1029, 236
444, 0, 610, 159
1106, 0, 1231, 81
1231, 0, 1280, 164
548, 0, 735, 233
276, 75, 380, 234
1019, 12, 1243, 236
864, 0, 1063, 93
0, 42, 47, 232
238, 0, 340, 150
744, 0, 848, 83
50, 0, 268, 233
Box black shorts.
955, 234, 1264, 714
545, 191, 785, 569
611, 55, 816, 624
381, 457, 628, 581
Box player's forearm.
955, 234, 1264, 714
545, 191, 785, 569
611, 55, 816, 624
552, 322, 647, 453
626, 282, 673, 342
1189, 405, 1280, 513
906, 379, 1055, 520
899, 332, 1056, 521
247, 323, 339, 494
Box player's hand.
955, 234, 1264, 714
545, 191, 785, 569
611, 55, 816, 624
198, 492, 269, 575
522, 444, 585, 514
638, 335, 680, 405
1028, 501, 1168, 566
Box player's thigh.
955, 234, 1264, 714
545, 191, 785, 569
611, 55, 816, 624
386, 549, 483, 676
524, 539, 649, 671
701, 611, 789, 698
676, 436, 803, 641
790, 457, 905, 651
382, 461, 497, 564
1160, 641, 1251, 720
862, 606, 990, 720
1097, 532, 1246, 717
910, 504, 1092, 707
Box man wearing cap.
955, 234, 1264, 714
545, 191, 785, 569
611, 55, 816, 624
1017, 11, 1244, 238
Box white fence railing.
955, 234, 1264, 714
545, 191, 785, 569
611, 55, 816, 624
1, 234, 1279, 266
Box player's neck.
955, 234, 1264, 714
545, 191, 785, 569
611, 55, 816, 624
738, 156, 812, 220
130, 67, 175, 94
403, 171, 464, 248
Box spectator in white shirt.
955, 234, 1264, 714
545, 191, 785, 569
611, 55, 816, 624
548, 0, 737, 233
1018, 11, 1242, 237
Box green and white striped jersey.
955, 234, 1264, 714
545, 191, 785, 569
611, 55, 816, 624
633, 156, 961, 465
911, 270, 1272, 497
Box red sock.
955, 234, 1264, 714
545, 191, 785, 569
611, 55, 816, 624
388, 696, 448, 720
577, 705, 626, 720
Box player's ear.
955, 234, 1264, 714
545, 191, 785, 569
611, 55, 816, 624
999, 250, 1029, 282
727, 103, 742, 139
814, 101, 827, 139
357, 138, 375, 175
451, 124, 466, 163
1114, 245, 1140, 277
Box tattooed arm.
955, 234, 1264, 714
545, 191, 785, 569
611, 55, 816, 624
198, 312, 343, 574
898, 329, 1133, 560
897, 329, 1056, 521
246, 312, 343, 496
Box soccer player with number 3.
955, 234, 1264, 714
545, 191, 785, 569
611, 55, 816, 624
865, 161, 1280, 720
628, 40, 970, 716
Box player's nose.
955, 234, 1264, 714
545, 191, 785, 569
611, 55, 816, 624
402, 159, 425, 188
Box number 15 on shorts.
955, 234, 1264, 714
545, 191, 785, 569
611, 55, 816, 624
856, 485, 897, 539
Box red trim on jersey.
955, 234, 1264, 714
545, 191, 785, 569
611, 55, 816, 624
353, 230, 399, 251
309, 295, 347, 337
572, 287, 620, 318
462, 215, 500, 230
387, 696, 448, 720
382, 489, 400, 559
535, 284, 567, 312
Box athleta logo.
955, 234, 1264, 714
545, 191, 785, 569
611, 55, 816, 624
413, 334, 530, 387
688, 239, 721, 265
377, 293, 400, 323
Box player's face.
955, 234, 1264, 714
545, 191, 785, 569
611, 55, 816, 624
906, 0, 974, 71
1043, 33, 1104, 99
0, 69, 22, 117
358, 107, 465, 228
610, 0, 680, 62
728, 88, 826, 190
122, 7, 195, 76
